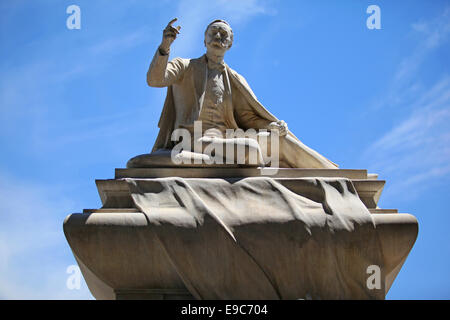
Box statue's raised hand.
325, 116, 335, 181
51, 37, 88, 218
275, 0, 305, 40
160, 18, 181, 53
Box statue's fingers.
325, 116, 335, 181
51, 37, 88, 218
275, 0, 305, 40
171, 25, 181, 34
166, 25, 180, 34
164, 30, 177, 38
167, 18, 178, 27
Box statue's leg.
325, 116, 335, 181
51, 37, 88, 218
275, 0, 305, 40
257, 132, 338, 169
197, 135, 264, 166
280, 134, 338, 168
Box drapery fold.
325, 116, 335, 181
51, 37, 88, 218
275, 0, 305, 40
124, 177, 385, 299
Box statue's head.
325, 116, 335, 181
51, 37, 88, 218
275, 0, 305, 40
204, 19, 233, 54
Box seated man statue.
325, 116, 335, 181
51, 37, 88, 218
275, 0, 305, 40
128, 18, 338, 169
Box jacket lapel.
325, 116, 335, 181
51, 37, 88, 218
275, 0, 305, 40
193, 55, 208, 114
225, 65, 278, 123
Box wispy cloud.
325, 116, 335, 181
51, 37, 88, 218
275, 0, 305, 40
367, 76, 450, 170
0, 29, 157, 161
364, 8, 450, 199
394, 8, 450, 84
89, 27, 151, 55
368, 8, 450, 112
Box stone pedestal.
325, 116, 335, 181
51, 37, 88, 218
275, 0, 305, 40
63, 167, 418, 300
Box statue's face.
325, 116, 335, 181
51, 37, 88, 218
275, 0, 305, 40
204, 22, 233, 53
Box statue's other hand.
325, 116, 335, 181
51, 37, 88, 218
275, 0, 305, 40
161, 18, 181, 50
268, 120, 288, 137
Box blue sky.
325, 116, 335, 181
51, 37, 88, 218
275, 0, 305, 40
0, 0, 449, 299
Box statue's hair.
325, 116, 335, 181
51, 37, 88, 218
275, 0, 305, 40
204, 19, 234, 44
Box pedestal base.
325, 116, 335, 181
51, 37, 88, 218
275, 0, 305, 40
63, 168, 418, 300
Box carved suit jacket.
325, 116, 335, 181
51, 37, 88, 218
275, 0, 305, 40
147, 49, 298, 152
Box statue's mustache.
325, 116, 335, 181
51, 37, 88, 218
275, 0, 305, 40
209, 39, 226, 47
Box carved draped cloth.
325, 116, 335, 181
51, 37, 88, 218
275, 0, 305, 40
125, 176, 385, 299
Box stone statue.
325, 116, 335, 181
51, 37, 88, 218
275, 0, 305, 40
128, 18, 338, 169
63, 19, 418, 301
